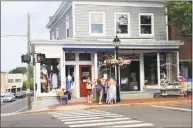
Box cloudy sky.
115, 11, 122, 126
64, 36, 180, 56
1, 1, 62, 72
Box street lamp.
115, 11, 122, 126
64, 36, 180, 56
113, 35, 121, 103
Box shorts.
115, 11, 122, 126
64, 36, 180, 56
98, 85, 103, 93
87, 89, 92, 95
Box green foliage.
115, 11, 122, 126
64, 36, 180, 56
9, 66, 33, 79
9, 67, 27, 74
164, 1, 192, 38
23, 79, 34, 90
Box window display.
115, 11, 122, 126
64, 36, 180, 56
40, 58, 61, 93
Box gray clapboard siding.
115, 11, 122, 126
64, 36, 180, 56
50, 6, 73, 40
74, 4, 166, 40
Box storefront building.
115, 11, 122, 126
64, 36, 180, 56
31, 39, 183, 99
31, 1, 184, 108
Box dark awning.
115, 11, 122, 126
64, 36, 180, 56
62, 48, 115, 52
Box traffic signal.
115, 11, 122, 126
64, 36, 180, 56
21, 54, 31, 63
37, 54, 46, 63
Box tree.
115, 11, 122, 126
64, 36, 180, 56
164, 1, 192, 39
23, 79, 34, 90
9, 67, 27, 74
9, 66, 33, 79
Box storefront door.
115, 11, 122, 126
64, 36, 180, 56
120, 61, 140, 91
79, 65, 92, 97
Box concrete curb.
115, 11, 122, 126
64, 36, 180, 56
2, 99, 191, 116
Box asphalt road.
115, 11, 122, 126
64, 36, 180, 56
1, 96, 34, 114
1, 101, 192, 127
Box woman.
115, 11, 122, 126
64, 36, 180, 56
107, 76, 117, 104
86, 76, 92, 103
94, 74, 104, 105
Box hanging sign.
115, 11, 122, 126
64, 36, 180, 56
105, 56, 131, 65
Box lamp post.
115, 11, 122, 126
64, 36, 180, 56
113, 35, 121, 103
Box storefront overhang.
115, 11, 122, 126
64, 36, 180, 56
62, 48, 115, 52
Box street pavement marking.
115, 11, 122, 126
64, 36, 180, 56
110, 123, 154, 127
65, 117, 130, 124
49, 109, 155, 128
151, 105, 192, 112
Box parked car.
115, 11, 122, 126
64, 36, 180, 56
3, 94, 15, 102
15, 91, 26, 98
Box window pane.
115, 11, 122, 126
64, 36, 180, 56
67, 29, 69, 38
141, 25, 152, 34
140, 15, 151, 24
116, 14, 128, 34
91, 24, 103, 33
117, 25, 128, 34
91, 13, 103, 24
65, 53, 75, 61
79, 53, 91, 61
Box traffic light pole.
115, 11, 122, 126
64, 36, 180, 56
27, 13, 31, 111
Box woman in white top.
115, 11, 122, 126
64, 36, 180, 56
107, 76, 117, 104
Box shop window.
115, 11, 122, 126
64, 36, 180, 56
40, 58, 61, 93
79, 53, 91, 61
180, 61, 192, 81
144, 53, 158, 85
65, 53, 75, 61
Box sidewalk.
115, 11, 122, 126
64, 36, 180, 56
48, 96, 192, 110
2, 96, 191, 116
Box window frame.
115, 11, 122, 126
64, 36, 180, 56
139, 13, 154, 37
66, 15, 70, 38
52, 32, 55, 40
89, 11, 106, 36
114, 12, 130, 37
56, 28, 59, 40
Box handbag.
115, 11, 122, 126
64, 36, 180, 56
86, 83, 92, 89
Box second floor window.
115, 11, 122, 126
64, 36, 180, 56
52, 32, 55, 40
56, 28, 59, 40
15, 79, 21, 82
115, 12, 130, 36
66, 15, 70, 38
8, 79, 14, 83
89, 12, 105, 36
139, 13, 154, 36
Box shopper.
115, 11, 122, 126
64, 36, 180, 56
86, 75, 93, 103
107, 76, 117, 104
93, 74, 105, 104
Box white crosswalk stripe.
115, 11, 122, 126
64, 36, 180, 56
49, 109, 154, 127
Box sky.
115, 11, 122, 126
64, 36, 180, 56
1, 1, 62, 72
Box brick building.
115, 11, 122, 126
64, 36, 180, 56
169, 24, 192, 81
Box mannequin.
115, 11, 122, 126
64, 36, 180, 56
65, 75, 73, 100
49, 67, 59, 92
41, 64, 49, 92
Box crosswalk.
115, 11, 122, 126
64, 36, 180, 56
49, 109, 154, 127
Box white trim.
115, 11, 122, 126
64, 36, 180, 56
165, 7, 168, 41
176, 51, 179, 78
66, 15, 70, 38
56, 28, 59, 40
48, 2, 72, 30
72, 2, 76, 38
74, 1, 164, 8
139, 13, 155, 37
89, 11, 106, 36
179, 60, 192, 62
114, 12, 130, 37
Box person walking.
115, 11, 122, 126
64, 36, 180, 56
86, 76, 93, 103
107, 76, 117, 104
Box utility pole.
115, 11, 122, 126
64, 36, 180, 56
27, 13, 31, 111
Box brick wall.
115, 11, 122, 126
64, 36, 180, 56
169, 24, 192, 61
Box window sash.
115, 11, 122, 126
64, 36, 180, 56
139, 15, 153, 35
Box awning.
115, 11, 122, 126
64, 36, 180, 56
62, 48, 115, 52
